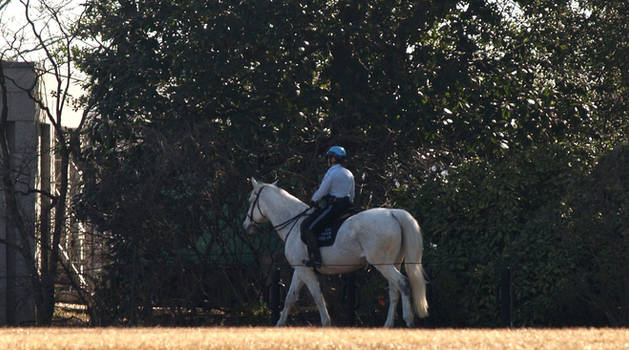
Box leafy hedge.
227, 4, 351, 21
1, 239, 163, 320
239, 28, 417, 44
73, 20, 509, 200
73, 0, 628, 326
396, 144, 627, 326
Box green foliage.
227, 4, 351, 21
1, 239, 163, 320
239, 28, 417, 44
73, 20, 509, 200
561, 144, 629, 326
396, 144, 589, 326
73, 0, 628, 325
397, 143, 628, 326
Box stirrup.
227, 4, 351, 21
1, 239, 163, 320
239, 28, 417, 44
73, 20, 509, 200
303, 259, 321, 268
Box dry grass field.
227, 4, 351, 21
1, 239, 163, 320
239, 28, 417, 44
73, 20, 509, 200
0, 327, 627, 350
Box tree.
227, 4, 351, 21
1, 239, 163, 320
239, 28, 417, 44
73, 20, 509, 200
396, 0, 628, 326
395, 145, 593, 326
74, 0, 627, 325
563, 144, 629, 326
513, 0, 628, 147
0, 0, 96, 324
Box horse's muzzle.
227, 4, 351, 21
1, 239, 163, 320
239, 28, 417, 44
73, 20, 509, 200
243, 220, 257, 234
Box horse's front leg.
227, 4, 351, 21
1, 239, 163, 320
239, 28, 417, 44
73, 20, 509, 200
276, 271, 304, 326
300, 268, 332, 327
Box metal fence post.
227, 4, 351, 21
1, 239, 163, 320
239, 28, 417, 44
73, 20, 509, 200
342, 273, 356, 326
500, 266, 513, 327
270, 267, 281, 325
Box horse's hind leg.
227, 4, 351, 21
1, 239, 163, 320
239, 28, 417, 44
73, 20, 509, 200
383, 260, 403, 327
375, 265, 415, 327
276, 271, 304, 326
384, 281, 400, 327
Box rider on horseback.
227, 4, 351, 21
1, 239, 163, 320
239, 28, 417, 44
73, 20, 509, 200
302, 146, 355, 268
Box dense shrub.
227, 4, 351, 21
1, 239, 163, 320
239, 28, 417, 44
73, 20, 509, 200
561, 144, 629, 326
395, 144, 603, 326
73, 0, 628, 325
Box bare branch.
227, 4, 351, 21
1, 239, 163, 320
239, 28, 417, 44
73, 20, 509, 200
14, 187, 59, 209
0, 1, 10, 12
1, 0, 94, 324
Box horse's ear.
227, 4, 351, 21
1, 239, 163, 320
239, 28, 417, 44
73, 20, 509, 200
250, 177, 259, 187
271, 180, 278, 186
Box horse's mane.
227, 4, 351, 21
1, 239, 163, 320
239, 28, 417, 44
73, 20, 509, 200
264, 183, 306, 207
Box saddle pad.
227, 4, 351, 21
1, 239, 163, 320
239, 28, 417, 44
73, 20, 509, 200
301, 211, 355, 248
316, 216, 347, 247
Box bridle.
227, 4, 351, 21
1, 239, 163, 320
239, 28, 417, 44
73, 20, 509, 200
246, 185, 311, 242
246, 186, 267, 227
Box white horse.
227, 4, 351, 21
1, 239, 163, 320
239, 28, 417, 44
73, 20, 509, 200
243, 177, 429, 327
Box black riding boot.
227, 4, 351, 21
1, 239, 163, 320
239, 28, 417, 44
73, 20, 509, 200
302, 229, 322, 268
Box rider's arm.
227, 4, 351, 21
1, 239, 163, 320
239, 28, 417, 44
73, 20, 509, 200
349, 177, 355, 203
312, 170, 333, 202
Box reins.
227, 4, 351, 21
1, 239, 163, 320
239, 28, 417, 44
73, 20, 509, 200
248, 185, 311, 242
273, 207, 310, 242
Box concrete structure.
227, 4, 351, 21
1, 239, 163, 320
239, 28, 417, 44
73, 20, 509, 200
1, 61, 99, 325
0, 61, 46, 325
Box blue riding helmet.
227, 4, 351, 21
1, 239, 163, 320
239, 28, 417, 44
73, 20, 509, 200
326, 146, 347, 160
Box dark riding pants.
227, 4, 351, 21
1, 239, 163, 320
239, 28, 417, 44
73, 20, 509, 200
306, 196, 353, 236
301, 196, 352, 266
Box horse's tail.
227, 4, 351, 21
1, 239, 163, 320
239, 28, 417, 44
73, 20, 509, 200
392, 209, 429, 318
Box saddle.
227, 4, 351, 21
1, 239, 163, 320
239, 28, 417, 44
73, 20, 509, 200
301, 210, 355, 247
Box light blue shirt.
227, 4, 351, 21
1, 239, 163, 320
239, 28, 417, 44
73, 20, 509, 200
312, 164, 355, 203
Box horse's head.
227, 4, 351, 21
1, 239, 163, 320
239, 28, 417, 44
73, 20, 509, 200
243, 177, 273, 234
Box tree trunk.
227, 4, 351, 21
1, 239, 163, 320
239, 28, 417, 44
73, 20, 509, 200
37, 143, 71, 325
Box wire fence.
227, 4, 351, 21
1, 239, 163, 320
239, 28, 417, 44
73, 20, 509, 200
0, 253, 515, 327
